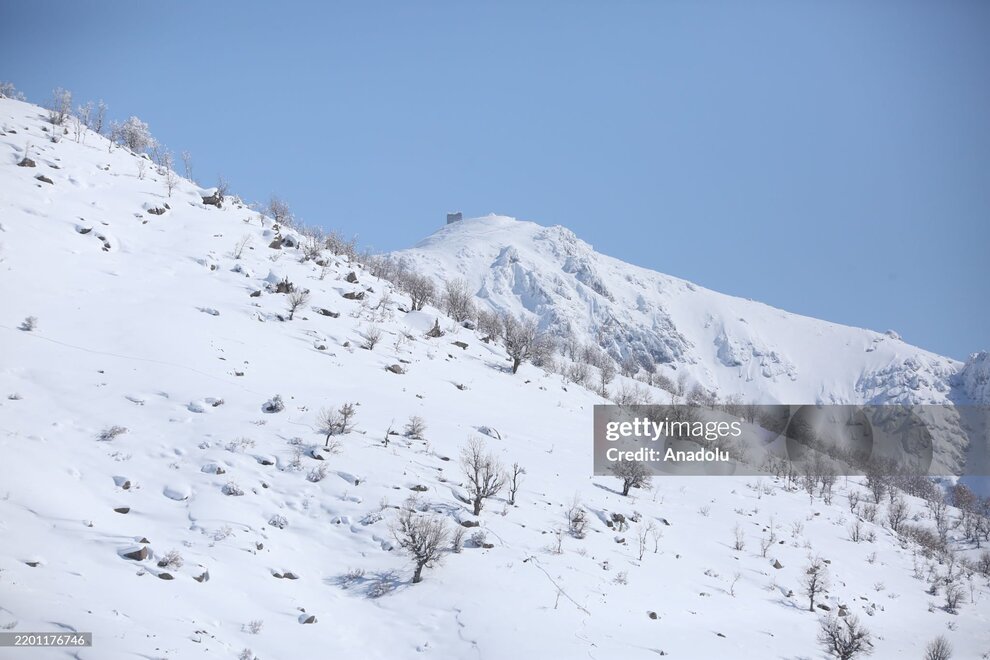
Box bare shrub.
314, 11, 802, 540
267, 195, 293, 226
46, 87, 72, 126
404, 415, 426, 440
19, 316, 37, 331
307, 463, 329, 483
233, 235, 252, 259
158, 549, 184, 569
97, 425, 128, 441
361, 325, 383, 350
924, 635, 952, 660
223, 482, 244, 496
817, 615, 873, 660
286, 291, 310, 320
442, 278, 475, 322
402, 273, 435, 311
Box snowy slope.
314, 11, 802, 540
2, 96, 989, 660
388, 215, 974, 408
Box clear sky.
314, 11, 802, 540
2, 1, 987, 359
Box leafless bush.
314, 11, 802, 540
269, 514, 289, 529
286, 291, 310, 320
267, 195, 293, 226
887, 494, 909, 533
97, 425, 128, 441
404, 415, 427, 440
19, 316, 37, 331
817, 615, 873, 660
567, 497, 588, 538
390, 508, 449, 583
476, 309, 503, 339
223, 482, 244, 496
733, 524, 746, 551
158, 549, 184, 569
307, 463, 329, 483
46, 87, 72, 126
924, 635, 952, 660
460, 438, 506, 516
401, 273, 435, 311
442, 278, 475, 322
319, 404, 357, 444
361, 325, 383, 350
233, 235, 251, 259
944, 580, 963, 613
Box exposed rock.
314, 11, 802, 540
122, 546, 150, 561
426, 319, 444, 338
201, 192, 222, 207
648, 611, 658, 620
317, 308, 339, 317
158, 572, 174, 580
249, 290, 262, 298
386, 364, 406, 375
114, 506, 130, 514
344, 271, 358, 283
772, 559, 784, 569
35, 174, 53, 184
17, 157, 35, 167
410, 484, 428, 492
194, 570, 210, 583
452, 341, 468, 350
147, 206, 166, 216
299, 614, 317, 624
342, 291, 365, 301
460, 520, 480, 528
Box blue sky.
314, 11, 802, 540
2, 1, 987, 359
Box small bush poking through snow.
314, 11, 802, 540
307, 464, 329, 483
268, 514, 288, 529
222, 482, 244, 496
19, 316, 37, 331
404, 415, 427, 440
262, 394, 285, 413
97, 425, 128, 441
158, 549, 183, 570
245, 620, 264, 635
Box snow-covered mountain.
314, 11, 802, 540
2, 95, 989, 660
390, 215, 984, 409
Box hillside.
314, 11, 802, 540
2, 96, 989, 659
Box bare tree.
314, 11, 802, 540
361, 325, 383, 350
391, 508, 449, 583
402, 273, 435, 311
924, 636, 952, 660
508, 462, 525, 505
501, 313, 553, 374
818, 615, 873, 660
887, 494, 909, 533
460, 438, 506, 516
181, 150, 193, 180
286, 291, 310, 320
804, 556, 830, 612
476, 308, 502, 339
442, 278, 475, 322
598, 359, 617, 397
319, 403, 356, 445
610, 459, 651, 496
267, 195, 293, 227
46, 87, 72, 126
163, 150, 178, 197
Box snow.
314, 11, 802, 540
1, 97, 989, 659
